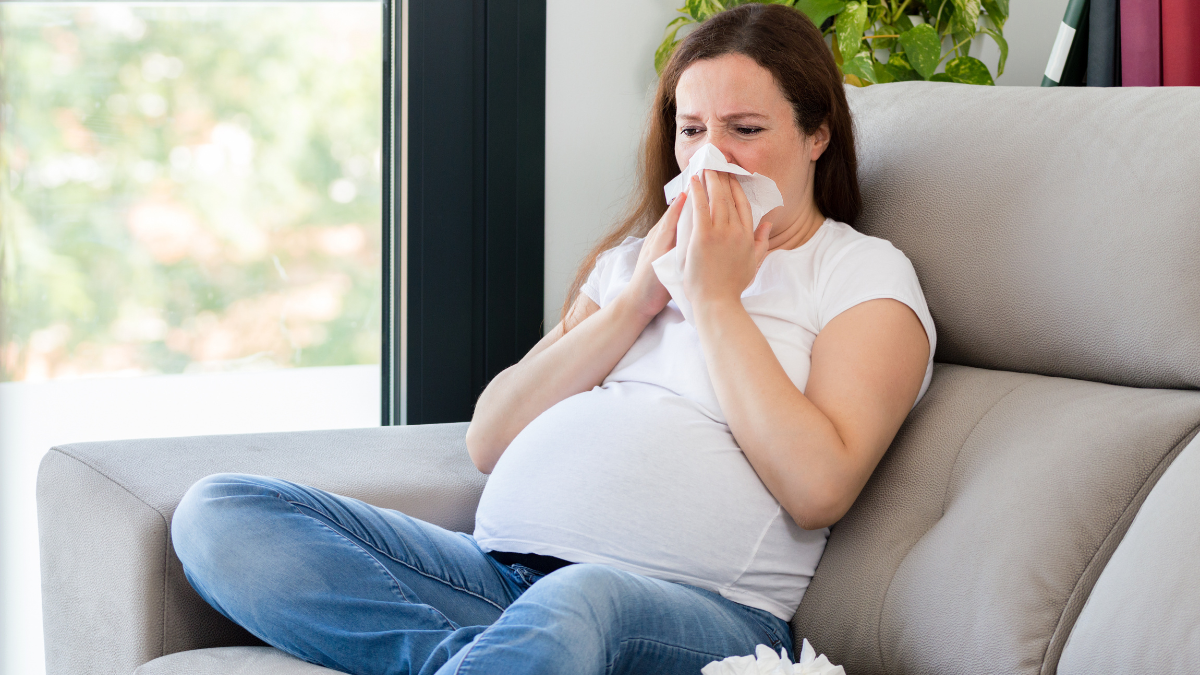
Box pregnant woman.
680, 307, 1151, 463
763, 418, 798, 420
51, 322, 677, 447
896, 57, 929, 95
172, 4, 936, 675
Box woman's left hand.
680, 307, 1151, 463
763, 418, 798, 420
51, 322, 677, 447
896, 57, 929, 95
682, 169, 772, 307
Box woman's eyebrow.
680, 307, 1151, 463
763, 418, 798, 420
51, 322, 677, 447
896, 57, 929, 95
676, 112, 770, 123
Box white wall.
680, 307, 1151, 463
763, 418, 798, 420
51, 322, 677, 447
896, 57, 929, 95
542, 0, 679, 329
543, 0, 1070, 329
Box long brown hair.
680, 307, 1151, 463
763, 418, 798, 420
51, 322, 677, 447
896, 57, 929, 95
561, 3, 860, 325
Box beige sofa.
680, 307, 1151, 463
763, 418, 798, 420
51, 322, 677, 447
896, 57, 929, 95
38, 82, 1200, 675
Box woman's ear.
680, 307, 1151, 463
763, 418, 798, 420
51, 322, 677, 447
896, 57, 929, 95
809, 123, 831, 162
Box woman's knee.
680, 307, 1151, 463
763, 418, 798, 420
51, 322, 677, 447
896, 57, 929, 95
171, 473, 284, 573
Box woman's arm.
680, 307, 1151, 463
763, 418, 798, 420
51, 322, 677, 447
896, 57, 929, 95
687, 171, 929, 530
465, 191, 691, 473
466, 293, 644, 473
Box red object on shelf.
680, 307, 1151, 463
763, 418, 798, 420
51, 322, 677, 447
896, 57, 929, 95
1163, 0, 1200, 85
1122, 0, 1162, 86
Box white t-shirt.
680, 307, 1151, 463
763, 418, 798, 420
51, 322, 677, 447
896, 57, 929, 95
473, 219, 936, 620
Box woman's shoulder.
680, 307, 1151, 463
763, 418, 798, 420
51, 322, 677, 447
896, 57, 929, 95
799, 220, 914, 288
814, 219, 909, 267
581, 236, 644, 307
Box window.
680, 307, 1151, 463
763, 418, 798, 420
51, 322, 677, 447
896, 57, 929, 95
0, 5, 384, 673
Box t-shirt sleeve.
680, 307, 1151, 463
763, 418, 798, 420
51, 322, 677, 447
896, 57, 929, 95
816, 237, 938, 402
579, 236, 643, 308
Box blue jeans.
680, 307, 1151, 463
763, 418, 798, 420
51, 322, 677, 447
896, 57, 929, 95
172, 474, 793, 675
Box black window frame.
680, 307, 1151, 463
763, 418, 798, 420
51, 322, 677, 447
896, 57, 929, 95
383, 0, 546, 425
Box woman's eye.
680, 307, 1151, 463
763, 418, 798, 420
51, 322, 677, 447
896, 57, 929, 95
680, 127, 703, 138
736, 127, 763, 136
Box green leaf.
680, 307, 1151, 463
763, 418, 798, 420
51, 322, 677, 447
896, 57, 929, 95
793, 0, 849, 27
982, 0, 1008, 28
984, 27, 1008, 76
835, 1, 869, 64
951, 0, 981, 33
929, 73, 956, 82
898, 24, 941, 79
883, 53, 923, 81
841, 51, 878, 84
655, 16, 693, 75
894, 13, 915, 31
683, 0, 706, 21
945, 55, 995, 84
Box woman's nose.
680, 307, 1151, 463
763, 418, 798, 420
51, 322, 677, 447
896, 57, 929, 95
701, 132, 734, 161
707, 138, 737, 166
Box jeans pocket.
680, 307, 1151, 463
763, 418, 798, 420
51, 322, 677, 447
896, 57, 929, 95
743, 607, 790, 652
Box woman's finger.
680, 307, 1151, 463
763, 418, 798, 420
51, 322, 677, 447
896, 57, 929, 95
704, 169, 731, 230
729, 176, 753, 233
753, 219, 773, 268
691, 174, 711, 233
660, 190, 686, 248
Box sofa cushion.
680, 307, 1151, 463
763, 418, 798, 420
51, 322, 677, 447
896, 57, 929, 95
846, 83, 1200, 390
1058, 431, 1200, 674
792, 363, 1200, 675
134, 647, 343, 675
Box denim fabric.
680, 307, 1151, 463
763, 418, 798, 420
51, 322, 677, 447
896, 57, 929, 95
172, 474, 793, 675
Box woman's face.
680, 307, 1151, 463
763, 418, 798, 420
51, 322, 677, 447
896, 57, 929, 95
674, 53, 829, 233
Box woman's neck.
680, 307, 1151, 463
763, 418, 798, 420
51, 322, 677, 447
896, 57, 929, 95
766, 203, 826, 252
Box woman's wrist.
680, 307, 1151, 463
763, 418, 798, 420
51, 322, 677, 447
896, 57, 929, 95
612, 287, 666, 326
692, 296, 749, 334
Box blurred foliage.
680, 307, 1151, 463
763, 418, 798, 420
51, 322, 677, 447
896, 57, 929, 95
656, 0, 1009, 86
0, 3, 383, 381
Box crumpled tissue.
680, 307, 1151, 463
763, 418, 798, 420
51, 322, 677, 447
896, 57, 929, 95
700, 639, 846, 675
650, 142, 784, 323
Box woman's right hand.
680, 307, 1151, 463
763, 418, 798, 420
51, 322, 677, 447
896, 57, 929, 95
619, 190, 688, 319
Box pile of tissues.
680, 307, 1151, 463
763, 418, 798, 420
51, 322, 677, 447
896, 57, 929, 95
700, 639, 846, 675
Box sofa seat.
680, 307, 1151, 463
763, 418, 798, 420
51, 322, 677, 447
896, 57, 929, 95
134, 647, 341, 675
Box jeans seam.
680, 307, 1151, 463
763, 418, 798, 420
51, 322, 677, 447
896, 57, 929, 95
286, 500, 508, 614
284, 501, 414, 603
607, 636, 731, 674
450, 632, 484, 675
743, 610, 786, 650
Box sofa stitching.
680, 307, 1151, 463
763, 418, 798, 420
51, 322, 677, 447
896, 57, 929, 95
876, 376, 1028, 673
49, 447, 173, 659
1037, 421, 1200, 675
938, 380, 1031, 517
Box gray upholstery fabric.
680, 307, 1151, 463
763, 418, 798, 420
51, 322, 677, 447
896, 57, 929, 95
134, 647, 342, 675
1058, 433, 1200, 674
791, 363, 1200, 675
846, 83, 1200, 390
37, 424, 484, 675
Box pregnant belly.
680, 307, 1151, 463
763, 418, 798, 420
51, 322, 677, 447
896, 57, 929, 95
472, 381, 784, 586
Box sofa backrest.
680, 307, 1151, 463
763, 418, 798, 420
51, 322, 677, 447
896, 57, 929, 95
791, 84, 1200, 675
845, 83, 1200, 390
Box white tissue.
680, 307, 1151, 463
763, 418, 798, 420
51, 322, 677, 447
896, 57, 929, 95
699, 639, 847, 675
650, 143, 785, 323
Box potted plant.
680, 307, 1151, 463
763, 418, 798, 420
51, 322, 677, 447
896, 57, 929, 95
656, 0, 1009, 86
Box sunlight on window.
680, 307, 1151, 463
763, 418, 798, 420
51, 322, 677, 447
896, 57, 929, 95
0, 3, 384, 382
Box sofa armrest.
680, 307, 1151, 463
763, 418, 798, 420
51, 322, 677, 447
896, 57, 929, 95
37, 423, 483, 675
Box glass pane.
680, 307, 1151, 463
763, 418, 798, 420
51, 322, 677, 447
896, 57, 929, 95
1, 3, 383, 380
0, 5, 384, 674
